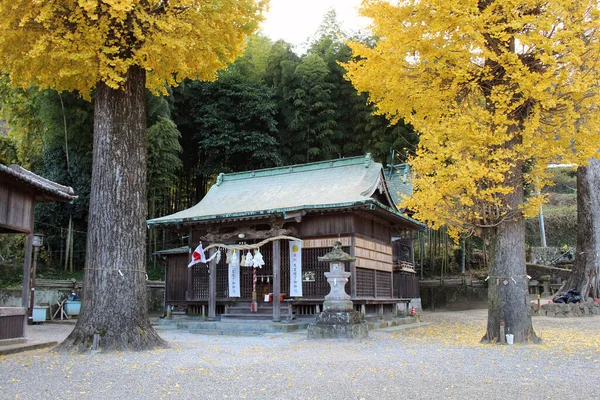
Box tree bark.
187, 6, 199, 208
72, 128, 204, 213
561, 159, 600, 299
483, 166, 539, 344
58, 65, 167, 352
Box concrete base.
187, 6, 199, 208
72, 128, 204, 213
307, 310, 368, 339
0, 340, 58, 356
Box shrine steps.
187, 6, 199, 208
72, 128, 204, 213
220, 301, 290, 321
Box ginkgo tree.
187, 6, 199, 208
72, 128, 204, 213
0, 0, 266, 351
346, 0, 600, 343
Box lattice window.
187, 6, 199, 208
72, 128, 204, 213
216, 256, 229, 298
191, 264, 209, 299
376, 270, 392, 298
356, 267, 375, 297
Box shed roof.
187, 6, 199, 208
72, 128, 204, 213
148, 154, 424, 229
0, 164, 77, 202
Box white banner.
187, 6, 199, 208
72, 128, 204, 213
228, 251, 240, 297
289, 241, 303, 297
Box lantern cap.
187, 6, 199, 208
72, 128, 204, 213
318, 241, 356, 263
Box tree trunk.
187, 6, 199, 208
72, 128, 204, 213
561, 159, 600, 299
58, 65, 167, 352
483, 166, 539, 344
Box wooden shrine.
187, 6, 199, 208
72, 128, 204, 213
0, 164, 76, 340
148, 154, 423, 321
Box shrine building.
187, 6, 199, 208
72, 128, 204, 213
147, 154, 424, 322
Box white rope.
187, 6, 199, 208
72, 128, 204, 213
203, 235, 303, 252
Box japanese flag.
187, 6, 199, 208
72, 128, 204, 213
188, 243, 207, 268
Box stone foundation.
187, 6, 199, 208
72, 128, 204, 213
531, 301, 600, 317
307, 310, 368, 339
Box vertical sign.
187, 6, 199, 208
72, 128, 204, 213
228, 250, 240, 297
289, 241, 303, 297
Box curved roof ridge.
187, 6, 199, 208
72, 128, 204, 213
218, 153, 374, 184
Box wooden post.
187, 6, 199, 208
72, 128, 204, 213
350, 236, 357, 299
272, 240, 281, 322
22, 232, 33, 326
187, 228, 193, 301
208, 248, 216, 320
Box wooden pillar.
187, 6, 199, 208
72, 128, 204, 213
272, 240, 281, 322
186, 228, 193, 301
208, 248, 216, 320
22, 232, 33, 328
350, 236, 357, 298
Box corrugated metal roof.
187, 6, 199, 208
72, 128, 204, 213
148, 154, 424, 229
0, 164, 77, 202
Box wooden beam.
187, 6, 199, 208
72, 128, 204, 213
208, 248, 216, 320
272, 240, 281, 322
199, 227, 297, 243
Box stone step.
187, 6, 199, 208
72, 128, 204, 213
189, 329, 263, 337
154, 317, 310, 334
220, 313, 276, 320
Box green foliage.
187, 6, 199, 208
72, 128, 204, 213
289, 53, 337, 162
173, 74, 281, 175
227, 34, 273, 83
0, 235, 25, 287
546, 168, 577, 194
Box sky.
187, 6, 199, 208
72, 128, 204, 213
259, 0, 370, 50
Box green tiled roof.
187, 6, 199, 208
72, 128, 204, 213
148, 154, 424, 229
384, 163, 413, 209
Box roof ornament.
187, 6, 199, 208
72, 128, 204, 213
364, 153, 372, 168
216, 173, 224, 186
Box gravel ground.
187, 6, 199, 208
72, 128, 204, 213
1, 310, 599, 400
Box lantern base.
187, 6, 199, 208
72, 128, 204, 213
307, 310, 368, 339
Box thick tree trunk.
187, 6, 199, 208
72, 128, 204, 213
483, 167, 539, 344
58, 66, 167, 352
561, 159, 600, 299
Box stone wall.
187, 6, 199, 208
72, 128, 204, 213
529, 246, 575, 265
420, 285, 488, 310
531, 301, 600, 317
0, 282, 165, 313
525, 264, 571, 283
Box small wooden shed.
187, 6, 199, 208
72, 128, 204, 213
0, 164, 76, 340
148, 154, 424, 321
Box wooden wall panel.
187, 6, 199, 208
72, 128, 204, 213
353, 214, 391, 244
303, 236, 351, 249
166, 254, 189, 302
298, 214, 354, 237
0, 314, 25, 340
354, 236, 393, 272
0, 183, 9, 225
0, 187, 33, 232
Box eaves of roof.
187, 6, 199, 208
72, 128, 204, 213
0, 164, 77, 202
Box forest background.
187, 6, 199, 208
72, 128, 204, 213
0, 11, 576, 287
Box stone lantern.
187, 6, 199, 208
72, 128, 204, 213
308, 241, 368, 339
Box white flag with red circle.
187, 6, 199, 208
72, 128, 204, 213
188, 243, 207, 268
